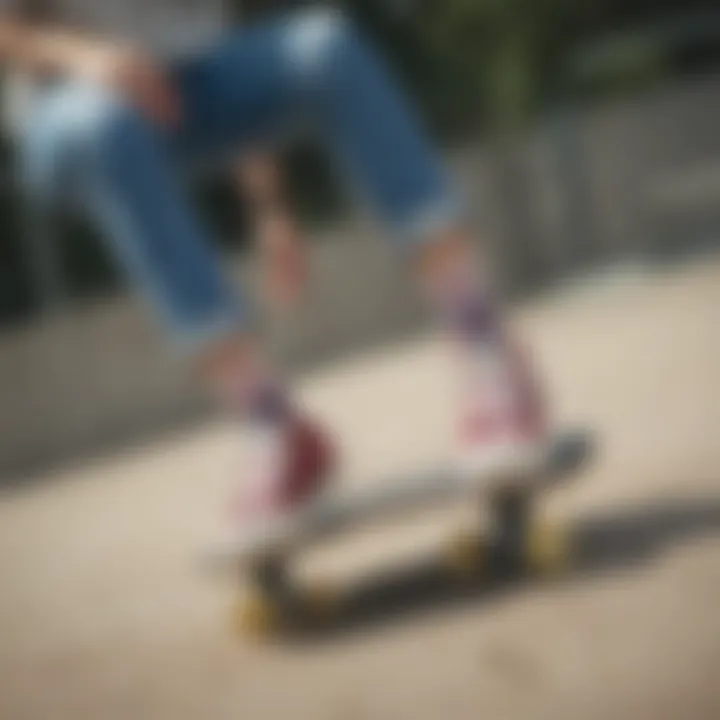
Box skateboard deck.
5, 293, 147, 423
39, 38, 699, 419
207, 428, 594, 637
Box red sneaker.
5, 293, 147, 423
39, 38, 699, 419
456, 334, 547, 486
229, 414, 337, 539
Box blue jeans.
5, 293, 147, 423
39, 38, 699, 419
21, 9, 458, 354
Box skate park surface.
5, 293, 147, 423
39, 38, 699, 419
1, 256, 719, 720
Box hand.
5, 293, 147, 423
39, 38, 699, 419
258, 212, 309, 310
76, 43, 182, 126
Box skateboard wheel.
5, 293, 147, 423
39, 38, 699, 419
304, 581, 342, 621
445, 532, 485, 579
526, 521, 570, 576
233, 590, 282, 638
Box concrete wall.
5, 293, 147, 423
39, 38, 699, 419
0, 224, 439, 479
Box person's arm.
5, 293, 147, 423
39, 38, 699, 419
0, 12, 181, 125
237, 153, 308, 308
0, 14, 94, 74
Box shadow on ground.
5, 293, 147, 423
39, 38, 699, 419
285, 496, 720, 644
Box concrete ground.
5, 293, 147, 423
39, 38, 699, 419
1, 257, 719, 720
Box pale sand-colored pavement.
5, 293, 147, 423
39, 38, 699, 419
1, 258, 719, 720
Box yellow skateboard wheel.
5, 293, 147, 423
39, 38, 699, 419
446, 531, 485, 579
526, 521, 570, 575
233, 589, 282, 638
304, 581, 342, 621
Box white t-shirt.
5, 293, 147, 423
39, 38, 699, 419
1, 0, 232, 132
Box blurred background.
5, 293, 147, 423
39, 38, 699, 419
1, 0, 720, 477
1, 3, 720, 719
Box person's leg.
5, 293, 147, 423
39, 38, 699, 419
414, 229, 546, 478
20, 82, 334, 525
213, 8, 545, 476
21, 84, 244, 353
169, 7, 545, 481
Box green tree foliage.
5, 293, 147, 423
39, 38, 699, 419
423, 0, 593, 132
343, 0, 719, 136
338, 0, 601, 138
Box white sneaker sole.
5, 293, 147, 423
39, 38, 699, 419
208, 488, 335, 565
456, 439, 546, 492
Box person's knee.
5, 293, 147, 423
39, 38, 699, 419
23, 85, 142, 201
284, 7, 358, 80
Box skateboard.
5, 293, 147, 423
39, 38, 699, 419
205, 429, 594, 638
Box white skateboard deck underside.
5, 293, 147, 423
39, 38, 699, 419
204, 430, 592, 569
